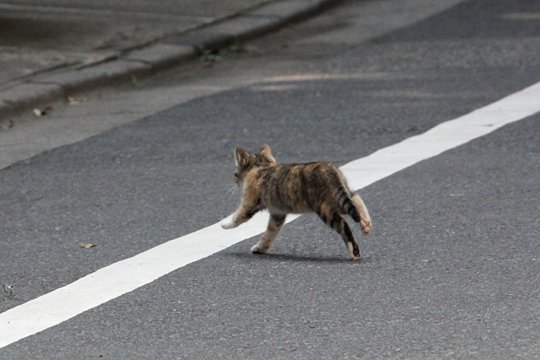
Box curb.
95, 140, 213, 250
0, 0, 341, 123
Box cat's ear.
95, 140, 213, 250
260, 144, 276, 164
234, 147, 250, 168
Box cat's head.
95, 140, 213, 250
232, 144, 277, 185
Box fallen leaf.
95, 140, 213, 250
67, 96, 86, 106
2, 283, 14, 297
32, 106, 53, 117
1, 119, 14, 130
79, 242, 97, 249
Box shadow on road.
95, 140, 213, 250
224, 251, 376, 264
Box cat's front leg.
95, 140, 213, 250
220, 214, 237, 229
251, 213, 286, 254
220, 206, 260, 230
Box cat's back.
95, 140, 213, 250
258, 160, 337, 185
256, 161, 344, 213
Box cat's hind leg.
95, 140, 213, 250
317, 209, 360, 261
251, 213, 286, 254
352, 193, 372, 235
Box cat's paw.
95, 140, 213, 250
220, 217, 236, 229
361, 219, 372, 235
349, 254, 361, 261
347, 242, 361, 261
251, 244, 268, 254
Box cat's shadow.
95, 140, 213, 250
225, 251, 371, 264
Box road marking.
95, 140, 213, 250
1, 81, 540, 349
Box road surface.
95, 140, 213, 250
1, 0, 539, 358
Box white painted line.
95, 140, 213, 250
341, 81, 540, 190
1, 81, 540, 349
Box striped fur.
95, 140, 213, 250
221, 145, 372, 260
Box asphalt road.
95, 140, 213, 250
1, 0, 539, 358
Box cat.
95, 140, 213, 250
220, 144, 372, 260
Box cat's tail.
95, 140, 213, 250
332, 170, 372, 235
341, 195, 361, 223
340, 194, 372, 235
327, 167, 372, 235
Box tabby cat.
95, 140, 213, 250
220, 145, 372, 260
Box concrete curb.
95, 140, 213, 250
0, 0, 341, 123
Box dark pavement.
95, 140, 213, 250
1, 0, 539, 358
0, 0, 271, 85
0, 0, 338, 121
